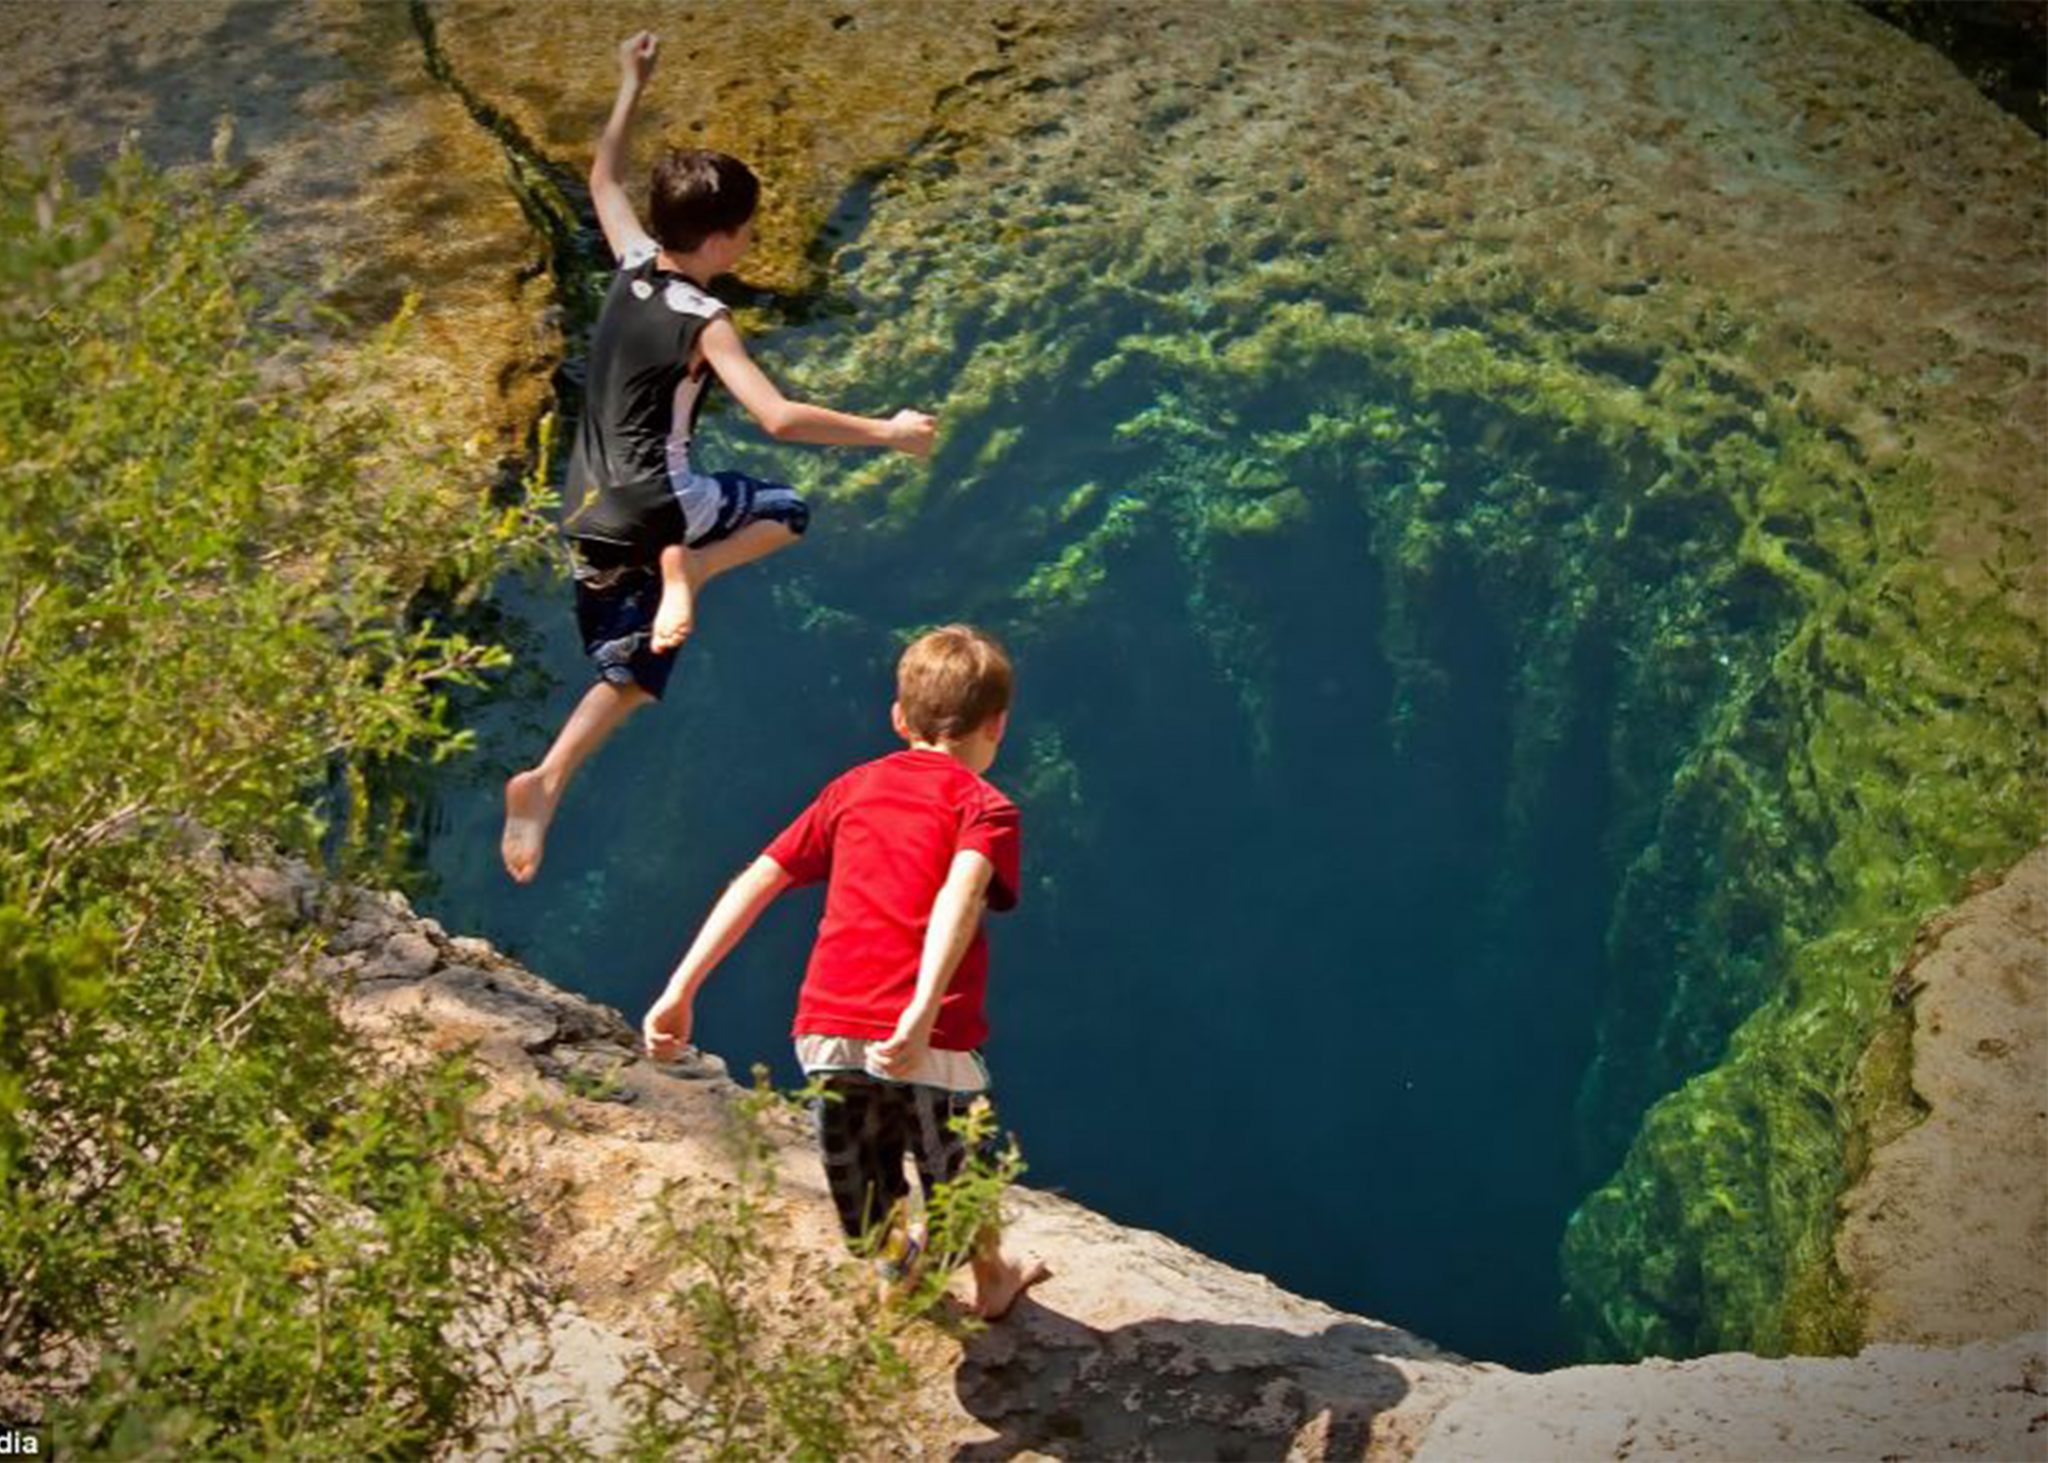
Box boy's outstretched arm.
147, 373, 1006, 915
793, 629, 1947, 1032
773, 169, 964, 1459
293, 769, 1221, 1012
591, 32, 659, 264
643, 854, 794, 1060
698, 318, 937, 456
874, 850, 994, 1076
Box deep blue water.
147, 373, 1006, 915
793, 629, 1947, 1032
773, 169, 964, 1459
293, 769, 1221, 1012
412, 373, 1624, 1368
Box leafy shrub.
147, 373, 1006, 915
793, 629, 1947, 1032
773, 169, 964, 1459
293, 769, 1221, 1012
0, 140, 551, 1452
616, 1072, 1023, 1462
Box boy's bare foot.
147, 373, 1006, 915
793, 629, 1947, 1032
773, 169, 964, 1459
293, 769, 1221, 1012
501, 769, 557, 883
970, 1255, 1050, 1321
651, 556, 702, 653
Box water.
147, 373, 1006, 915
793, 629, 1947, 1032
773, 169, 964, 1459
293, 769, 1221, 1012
414, 341, 1647, 1369
405, 10, 1834, 1370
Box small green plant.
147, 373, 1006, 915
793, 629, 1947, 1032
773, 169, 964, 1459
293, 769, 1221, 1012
896, 1095, 1028, 1321
617, 1070, 1021, 1462
559, 1060, 628, 1104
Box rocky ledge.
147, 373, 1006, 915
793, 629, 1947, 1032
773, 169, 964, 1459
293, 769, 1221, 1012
228, 854, 2045, 1460
1839, 844, 2048, 1345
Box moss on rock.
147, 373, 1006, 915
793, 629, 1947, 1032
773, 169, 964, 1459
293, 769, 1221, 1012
715, 1, 2046, 1359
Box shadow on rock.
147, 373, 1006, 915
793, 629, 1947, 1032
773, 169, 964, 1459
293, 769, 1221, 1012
954, 1299, 1419, 1460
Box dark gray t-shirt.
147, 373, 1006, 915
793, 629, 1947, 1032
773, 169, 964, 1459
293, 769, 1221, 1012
562, 240, 728, 558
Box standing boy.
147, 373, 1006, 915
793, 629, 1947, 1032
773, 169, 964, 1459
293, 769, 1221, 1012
642, 625, 1049, 1319
502, 31, 937, 882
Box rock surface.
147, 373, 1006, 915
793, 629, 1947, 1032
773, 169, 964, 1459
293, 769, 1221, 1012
1838, 844, 2048, 1346
1416, 1332, 2048, 1463
236, 853, 2048, 1459
248, 854, 1484, 1458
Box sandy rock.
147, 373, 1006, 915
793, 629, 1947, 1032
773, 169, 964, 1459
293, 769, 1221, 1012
449, 934, 500, 966
223, 862, 306, 923
363, 887, 417, 921
420, 964, 559, 1053
1415, 1332, 2048, 1462
311, 949, 363, 982
469, 1305, 657, 1459
228, 850, 2048, 1460
357, 928, 441, 983
327, 915, 397, 956
1838, 844, 2048, 1346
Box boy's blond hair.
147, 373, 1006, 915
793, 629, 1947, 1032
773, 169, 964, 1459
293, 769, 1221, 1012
897, 624, 1012, 742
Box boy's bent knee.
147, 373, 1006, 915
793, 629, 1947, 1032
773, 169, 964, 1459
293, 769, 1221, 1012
710, 470, 808, 540
591, 672, 661, 708
772, 495, 809, 537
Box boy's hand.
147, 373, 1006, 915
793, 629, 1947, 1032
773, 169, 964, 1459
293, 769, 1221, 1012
618, 31, 659, 87
872, 1013, 933, 1078
643, 989, 693, 1062
885, 408, 937, 459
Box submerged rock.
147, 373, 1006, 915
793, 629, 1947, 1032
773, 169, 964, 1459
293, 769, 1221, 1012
0, 0, 558, 468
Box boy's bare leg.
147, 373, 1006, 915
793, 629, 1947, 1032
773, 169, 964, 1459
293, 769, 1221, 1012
694, 519, 800, 585
505, 523, 793, 879
652, 521, 797, 652
967, 1224, 1050, 1321
502, 680, 653, 882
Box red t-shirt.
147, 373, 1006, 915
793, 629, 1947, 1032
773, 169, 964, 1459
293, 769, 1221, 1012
765, 748, 1021, 1051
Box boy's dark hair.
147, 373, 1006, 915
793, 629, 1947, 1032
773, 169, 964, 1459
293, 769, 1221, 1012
897, 625, 1012, 743
648, 148, 759, 253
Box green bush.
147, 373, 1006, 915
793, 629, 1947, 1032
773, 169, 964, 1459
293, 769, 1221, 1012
0, 141, 552, 1452
617, 1073, 1023, 1462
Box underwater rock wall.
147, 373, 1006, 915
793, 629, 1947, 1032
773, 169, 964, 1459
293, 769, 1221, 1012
6, 0, 2042, 1364
0, 0, 558, 468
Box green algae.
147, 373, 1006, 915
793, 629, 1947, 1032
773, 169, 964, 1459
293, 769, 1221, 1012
737, 167, 2044, 1356
419, 0, 2047, 1361
1019, 494, 1152, 611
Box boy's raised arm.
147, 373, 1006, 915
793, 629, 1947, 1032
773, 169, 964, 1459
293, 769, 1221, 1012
697, 318, 936, 456
643, 854, 794, 1060
591, 32, 659, 264
873, 849, 994, 1076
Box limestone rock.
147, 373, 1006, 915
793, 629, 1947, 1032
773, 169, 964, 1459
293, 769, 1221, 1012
231, 850, 2048, 1458
223, 861, 306, 922
1414, 1332, 2048, 1462
358, 929, 441, 983
1838, 844, 2048, 1346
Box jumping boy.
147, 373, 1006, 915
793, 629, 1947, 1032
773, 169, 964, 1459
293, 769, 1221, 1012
642, 625, 1050, 1319
502, 31, 937, 882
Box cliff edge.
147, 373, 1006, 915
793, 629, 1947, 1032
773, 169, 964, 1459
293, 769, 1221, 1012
231, 854, 2046, 1460
1838, 844, 2048, 1345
